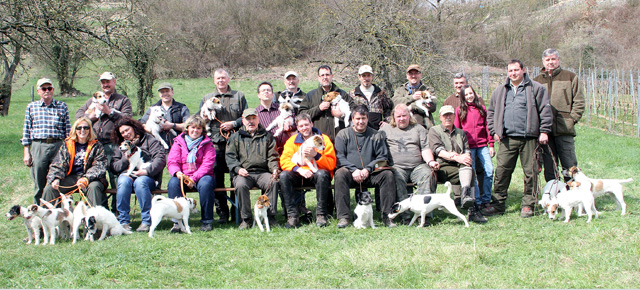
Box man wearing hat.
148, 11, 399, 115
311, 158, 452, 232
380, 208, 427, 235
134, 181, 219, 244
349, 65, 393, 130
22, 78, 71, 204
392, 64, 437, 129
140, 82, 190, 150
428, 105, 487, 223
276, 71, 307, 112
225, 108, 280, 230
76, 72, 132, 209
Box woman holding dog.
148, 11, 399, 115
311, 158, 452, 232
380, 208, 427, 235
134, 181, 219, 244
43, 117, 108, 207
166, 115, 217, 232
111, 117, 167, 232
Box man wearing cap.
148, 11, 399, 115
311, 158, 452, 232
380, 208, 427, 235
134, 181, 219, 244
392, 64, 437, 129
139, 82, 190, 150
428, 105, 487, 223
197, 68, 248, 224
299, 65, 355, 143
225, 108, 280, 230
76, 71, 133, 205
486, 59, 552, 218
22, 78, 71, 204
349, 65, 393, 130
276, 71, 307, 112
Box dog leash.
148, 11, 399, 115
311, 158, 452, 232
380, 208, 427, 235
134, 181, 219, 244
179, 174, 195, 198
213, 116, 235, 140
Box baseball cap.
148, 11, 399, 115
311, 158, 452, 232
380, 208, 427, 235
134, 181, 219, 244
284, 71, 298, 79
439, 105, 455, 116
358, 65, 373, 75
406, 64, 422, 73
157, 82, 173, 91
242, 108, 258, 118
99, 72, 115, 81
36, 78, 54, 89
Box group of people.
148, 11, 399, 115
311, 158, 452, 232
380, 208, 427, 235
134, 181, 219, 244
21, 47, 584, 231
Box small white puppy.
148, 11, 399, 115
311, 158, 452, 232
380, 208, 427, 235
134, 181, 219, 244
71, 201, 89, 244
324, 92, 351, 128
353, 191, 375, 229
86, 91, 107, 119
27, 203, 73, 245
149, 196, 198, 238
265, 102, 294, 137
200, 97, 223, 136
6, 205, 44, 245
253, 194, 271, 232
145, 106, 176, 149
290, 135, 325, 173
542, 181, 598, 223
119, 140, 151, 176
388, 182, 469, 227
85, 206, 132, 241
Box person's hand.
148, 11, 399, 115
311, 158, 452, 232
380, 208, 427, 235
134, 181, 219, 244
539, 133, 549, 145
412, 91, 423, 100
457, 153, 473, 167
76, 177, 89, 189
23, 152, 32, 167
352, 169, 363, 183
238, 168, 249, 177
489, 147, 495, 157
97, 103, 112, 115
298, 168, 313, 179
330, 108, 343, 118
133, 169, 148, 176
428, 160, 440, 170
493, 134, 500, 143
283, 121, 292, 131
185, 177, 195, 189
161, 120, 174, 131
51, 179, 60, 190
319, 101, 331, 111
303, 146, 316, 158
379, 121, 389, 128
220, 121, 235, 131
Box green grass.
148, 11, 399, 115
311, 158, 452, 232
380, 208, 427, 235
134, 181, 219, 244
1, 74, 640, 288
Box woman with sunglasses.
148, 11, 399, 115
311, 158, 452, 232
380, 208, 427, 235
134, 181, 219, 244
42, 117, 108, 207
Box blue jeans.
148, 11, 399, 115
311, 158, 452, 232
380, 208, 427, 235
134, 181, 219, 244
116, 174, 156, 225
168, 175, 216, 224
470, 146, 494, 204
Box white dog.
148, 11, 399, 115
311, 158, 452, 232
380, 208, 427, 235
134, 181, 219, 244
414, 90, 437, 118
253, 194, 271, 232
71, 200, 89, 244
27, 203, 73, 245
6, 205, 44, 245
539, 179, 567, 211
119, 140, 151, 177
290, 135, 325, 173
265, 102, 294, 137
278, 91, 304, 110
145, 106, 176, 149
566, 166, 632, 215
85, 91, 107, 119
149, 196, 198, 238
353, 191, 375, 229
200, 97, 223, 136
541, 181, 598, 223
324, 92, 351, 128
85, 206, 132, 241
388, 182, 469, 227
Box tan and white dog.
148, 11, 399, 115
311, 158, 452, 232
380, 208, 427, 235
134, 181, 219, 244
85, 91, 108, 119
324, 92, 351, 128
290, 135, 325, 173
149, 196, 198, 238
119, 140, 151, 177
253, 194, 271, 232
414, 89, 437, 117
27, 203, 73, 245
540, 181, 598, 223
85, 206, 132, 241
565, 166, 632, 215
6, 205, 44, 245
145, 106, 177, 149
200, 97, 223, 136
265, 102, 294, 137
388, 182, 469, 227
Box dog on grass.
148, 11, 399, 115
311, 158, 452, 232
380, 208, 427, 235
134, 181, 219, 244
149, 196, 198, 238
200, 97, 223, 136
323, 92, 351, 128
565, 166, 632, 215
290, 135, 325, 173
28, 202, 73, 245
145, 106, 177, 149
353, 191, 375, 229
85, 206, 132, 241
253, 194, 271, 232
6, 205, 44, 245
388, 182, 469, 227
265, 102, 294, 137
541, 181, 598, 223
119, 140, 151, 177
71, 200, 89, 244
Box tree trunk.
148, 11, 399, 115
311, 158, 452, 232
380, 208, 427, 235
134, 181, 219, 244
0, 45, 22, 117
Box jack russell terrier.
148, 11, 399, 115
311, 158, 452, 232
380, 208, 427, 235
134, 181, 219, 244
119, 140, 151, 177
388, 182, 469, 227
414, 89, 437, 118
324, 92, 351, 128
540, 181, 598, 223
253, 194, 271, 232
278, 91, 304, 110
6, 205, 44, 245
200, 97, 223, 137
565, 166, 633, 215
28, 202, 73, 245
290, 135, 325, 173
353, 190, 375, 229
149, 196, 198, 238
85, 206, 132, 241
265, 102, 294, 137
145, 106, 177, 149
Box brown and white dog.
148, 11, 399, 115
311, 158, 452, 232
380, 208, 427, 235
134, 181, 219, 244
253, 194, 271, 232
541, 180, 598, 223
6, 205, 44, 245
119, 140, 151, 177
85, 91, 107, 119
565, 166, 632, 215
324, 92, 351, 128
290, 135, 325, 173
149, 195, 198, 238
414, 89, 437, 117
265, 102, 294, 137
200, 97, 223, 136
27, 203, 73, 245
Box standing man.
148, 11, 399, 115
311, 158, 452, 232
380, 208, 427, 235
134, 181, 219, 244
279, 113, 337, 228
533, 48, 585, 182
392, 64, 437, 129
299, 65, 354, 143
197, 68, 248, 224
225, 109, 280, 230
443, 72, 468, 108
276, 71, 307, 111
140, 82, 190, 150
349, 65, 393, 130
486, 59, 553, 217
257, 81, 295, 153
334, 105, 396, 228
22, 78, 71, 204
76, 71, 133, 206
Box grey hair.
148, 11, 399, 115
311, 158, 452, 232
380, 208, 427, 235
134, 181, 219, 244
542, 48, 559, 59
453, 72, 466, 80
214, 68, 230, 78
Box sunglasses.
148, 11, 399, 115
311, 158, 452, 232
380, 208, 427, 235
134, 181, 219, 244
76, 126, 91, 131
40, 87, 54, 92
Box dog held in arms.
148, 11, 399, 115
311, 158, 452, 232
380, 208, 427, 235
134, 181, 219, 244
119, 140, 151, 177
565, 166, 632, 215
323, 91, 351, 128
85, 91, 108, 119
145, 106, 177, 149
200, 97, 223, 137
278, 91, 304, 110
253, 194, 271, 232
290, 135, 325, 173
388, 182, 469, 227
85, 206, 132, 241
353, 190, 375, 229
413, 89, 437, 118
6, 205, 44, 245
149, 195, 198, 237
265, 102, 294, 137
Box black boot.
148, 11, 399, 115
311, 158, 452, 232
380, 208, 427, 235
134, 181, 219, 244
469, 205, 488, 224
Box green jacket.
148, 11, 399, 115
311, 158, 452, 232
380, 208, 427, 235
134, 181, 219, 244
533, 67, 585, 136
428, 124, 470, 164
299, 82, 354, 142
47, 138, 108, 186
225, 124, 279, 178
197, 86, 248, 144
392, 82, 437, 129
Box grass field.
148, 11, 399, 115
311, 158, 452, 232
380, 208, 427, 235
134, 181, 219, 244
1, 72, 640, 288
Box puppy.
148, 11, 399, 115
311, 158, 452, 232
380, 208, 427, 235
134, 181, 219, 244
414, 89, 437, 117
149, 195, 198, 238
85, 91, 107, 119
6, 205, 44, 245
566, 166, 632, 215
145, 106, 177, 149
253, 194, 271, 232
27, 203, 73, 245
278, 91, 304, 110
542, 181, 598, 223
353, 191, 375, 229
324, 92, 351, 128
200, 97, 223, 136
85, 206, 132, 241
71, 201, 89, 244
388, 182, 469, 227
119, 140, 151, 176
265, 102, 294, 137
290, 135, 325, 173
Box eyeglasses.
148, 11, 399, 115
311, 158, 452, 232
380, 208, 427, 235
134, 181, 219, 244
76, 126, 91, 131
40, 87, 54, 92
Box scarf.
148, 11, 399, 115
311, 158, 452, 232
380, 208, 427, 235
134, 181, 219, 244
185, 135, 203, 167
407, 82, 422, 95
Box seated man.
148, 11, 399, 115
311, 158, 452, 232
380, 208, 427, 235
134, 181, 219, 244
225, 108, 280, 230
428, 105, 487, 224
279, 113, 336, 228
379, 104, 438, 223
334, 105, 396, 228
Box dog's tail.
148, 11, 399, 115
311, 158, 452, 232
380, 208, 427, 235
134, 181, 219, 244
619, 178, 634, 184
152, 195, 166, 204
443, 181, 452, 196
113, 225, 133, 235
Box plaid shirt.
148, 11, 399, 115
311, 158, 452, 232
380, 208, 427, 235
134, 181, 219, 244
21, 99, 71, 145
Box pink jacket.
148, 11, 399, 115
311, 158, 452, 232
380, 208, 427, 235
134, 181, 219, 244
455, 103, 494, 149
167, 133, 216, 183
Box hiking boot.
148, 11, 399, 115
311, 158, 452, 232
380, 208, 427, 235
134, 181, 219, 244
469, 206, 488, 224
284, 216, 300, 229
268, 216, 279, 228
300, 212, 314, 224
217, 213, 229, 224
382, 215, 397, 228
200, 223, 212, 232
238, 219, 251, 230
521, 206, 534, 218
316, 215, 328, 227
481, 203, 497, 216
121, 223, 132, 231
170, 223, 182, 233
454, 197, 461, 208
461, 187, 475, 209
336, 218, 350, 228
136, 223, 150, 232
